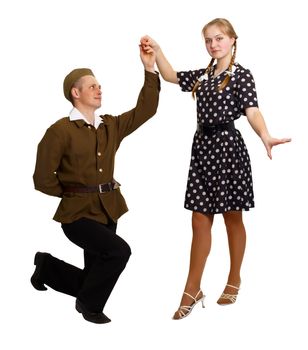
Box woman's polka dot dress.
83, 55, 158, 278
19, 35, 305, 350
177, 63, 258, 214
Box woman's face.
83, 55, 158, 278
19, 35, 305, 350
204, 25, 235, 60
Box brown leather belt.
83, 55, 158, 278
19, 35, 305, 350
63, 181, 120, 194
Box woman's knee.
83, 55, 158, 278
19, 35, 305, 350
223, 211, 244, 230
192, 212, 214, 232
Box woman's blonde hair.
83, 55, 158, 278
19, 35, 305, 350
192, 18, 238, 99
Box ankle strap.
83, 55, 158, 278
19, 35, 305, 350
226, 284, 240, 290
183, 289, 202, 302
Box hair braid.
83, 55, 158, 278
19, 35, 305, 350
217, 40, 237, 91
192, 58, 215, 99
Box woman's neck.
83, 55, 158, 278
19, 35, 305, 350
215, 53, 232, 74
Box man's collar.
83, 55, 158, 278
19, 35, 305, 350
69, 107, 103, 129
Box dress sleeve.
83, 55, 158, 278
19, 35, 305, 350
236, 69, 259, 114
177, 69, 205, 92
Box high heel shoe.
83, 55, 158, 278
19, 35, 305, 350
217, 284, 240, 305
173, 289, 205, 320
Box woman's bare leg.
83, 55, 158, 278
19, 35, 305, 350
173, 211, 214, 319
217, 211, 246, 304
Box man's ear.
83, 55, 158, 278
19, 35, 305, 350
71, 87, 80, 99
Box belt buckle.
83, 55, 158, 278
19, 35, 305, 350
98, 181, 120, 193
99, 183, 107, 193
99, 182, 113, 193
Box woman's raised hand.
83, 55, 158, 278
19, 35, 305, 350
140, 35, 160, 53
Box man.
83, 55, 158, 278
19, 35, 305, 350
31, 46, 160, 324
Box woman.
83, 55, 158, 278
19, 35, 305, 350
140, 18, 291, 320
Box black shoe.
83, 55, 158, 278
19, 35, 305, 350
75, 299, 111, 324
30, 252, 49, 291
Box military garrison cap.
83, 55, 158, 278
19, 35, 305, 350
63, 68, 94, 102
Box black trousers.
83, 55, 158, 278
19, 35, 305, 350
39, 217, 131, 312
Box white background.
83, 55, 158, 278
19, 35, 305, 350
1, 0, 307, 348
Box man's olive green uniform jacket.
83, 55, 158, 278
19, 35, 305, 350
33, 71, 160, 224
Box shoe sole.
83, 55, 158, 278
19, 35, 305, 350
172, 296, 205, 320
75, 301, 111, 324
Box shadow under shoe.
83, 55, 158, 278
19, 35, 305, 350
75, 299, 111, 324
30, 252, 50, 291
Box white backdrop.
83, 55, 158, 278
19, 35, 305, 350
1, 0, 307, 349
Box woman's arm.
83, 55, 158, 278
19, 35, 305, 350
140, 35, 178, 84
245, 107, 291, 159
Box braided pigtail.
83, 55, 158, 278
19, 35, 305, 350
192, 58, 215, 99
217, 40, 237, 91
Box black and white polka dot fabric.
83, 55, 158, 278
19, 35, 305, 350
177, 63, 258, 214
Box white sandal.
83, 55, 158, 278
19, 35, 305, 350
217, 284, 240, 305
173, 289, 205, 320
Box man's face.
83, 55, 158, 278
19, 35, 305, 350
73, 75, 102, 110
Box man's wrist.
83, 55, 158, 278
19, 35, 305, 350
144, 67, 156, 73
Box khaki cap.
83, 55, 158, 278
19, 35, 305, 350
63, 68, 94, 102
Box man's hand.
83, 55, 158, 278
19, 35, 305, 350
139, 43, 156, 73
